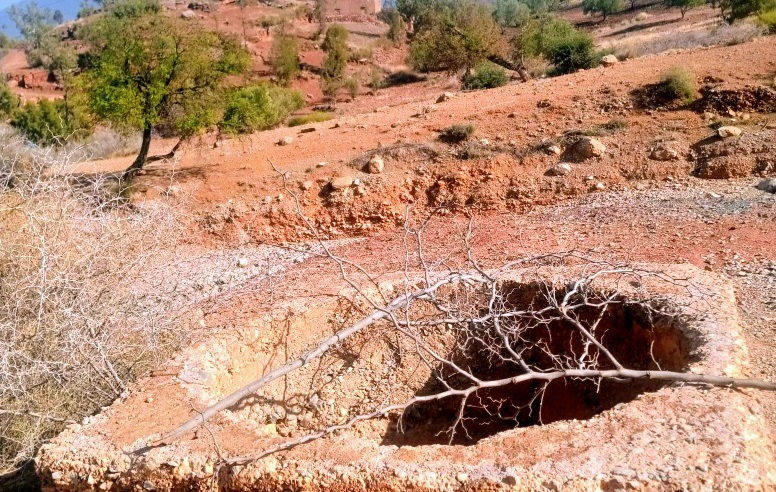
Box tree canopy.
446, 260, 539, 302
408, 0, 504, 73
8, 2, 55, 49
582, 0, 622, 20
83, 7, 249, 176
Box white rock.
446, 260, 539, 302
601, 55, 618, 67
367, 155, 385, 174
330, 176, 353, 190
574, 137, 606, 158
180, 10, 195, 18
278, 136, 294, 146
547, 163, 573, 176
717, 126, 742, 138
237, 258, 249, 268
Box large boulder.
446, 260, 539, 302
573, 137, 606, 159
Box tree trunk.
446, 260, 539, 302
123, 127, 152, 179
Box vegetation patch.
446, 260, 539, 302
220, 84, 305, 135
288, 112, 335, 127
439, 124, 476, 143
462, 62, 509, 90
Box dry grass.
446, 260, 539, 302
0, 129, 198, 475
615, 20, 765, 59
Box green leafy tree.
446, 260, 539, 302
409, 0, 504, 73
83, 7, 249, 176
321, 24, 349, 98
666, 0, 704, 16
582, 0, 622, 20
719, 0, 773, 21
8, 2, 54, 49
493, 0, 531, 27
270, 34, 300, 86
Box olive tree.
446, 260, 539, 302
83, 8, 249, 177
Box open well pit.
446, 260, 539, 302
36, 266, 774, 491
382, 281, 691, 446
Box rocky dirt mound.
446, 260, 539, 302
694, 85, 776, 115
693, 129, 776, 179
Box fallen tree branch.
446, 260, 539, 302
149, 271, 489, 445
224, 368, 776, 466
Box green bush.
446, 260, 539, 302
0, 82, 19, 119
220, 83, 305, 135
657, 67, 697, 104
759, 7, 776, 31
288, 111, 334, 126
11, 99, 93, 146
463, 62, 509, 89
270, 35, 300, 86
545, 31, 598, 75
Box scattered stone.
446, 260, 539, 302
436, 92, 454, 103
717, 126, 742, 138
756, 178, 776, 193
547, 163, 573, 176
423, 104, 438, 114
479, 138, 490, 146
635, 11, 650, 21
278, 136, 294, 146
545, 144, 562, 156
316, 161, 327, 168
367, 155, 385, 174
537, 99, 551, 108
51, 472, 62, 481
299, 127, 316, 134
301, 180, 313, 190
330, 176, 353, 190
180, 10, 195, 18
601, 54, 619, 67
650, 141, 682, 161
456, 473, 469, 482
613, 468, 636, 478
502, 475, 518, 486
237, 258, 249, 268
594, 182, 606, 191
142, 482, 157, 491
574, 136, 606, 158
508, 112, 518, 118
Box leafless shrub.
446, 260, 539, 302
615, 21, 765, 59
0, 132, 196, 474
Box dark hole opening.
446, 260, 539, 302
382, 282, 691, 446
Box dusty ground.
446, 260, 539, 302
15, 7, 776, 490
